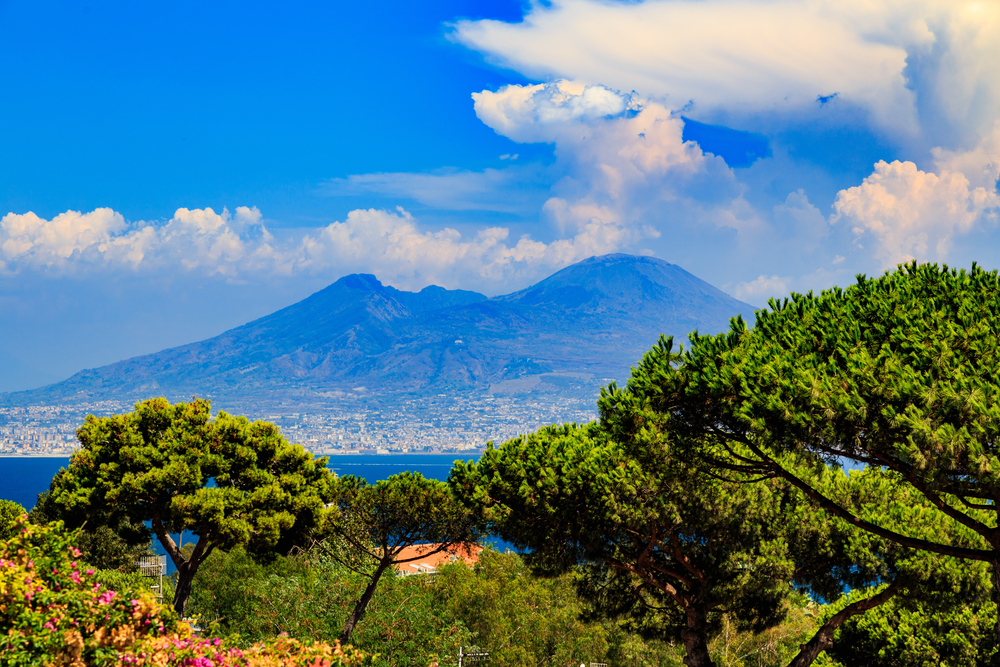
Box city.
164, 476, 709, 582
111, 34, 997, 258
0, 393, 599, 457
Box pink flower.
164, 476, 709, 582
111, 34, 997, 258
97, 590, 117, 605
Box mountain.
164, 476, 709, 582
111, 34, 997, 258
3, 254, 756, 405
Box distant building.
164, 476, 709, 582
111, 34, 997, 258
394, 543, 483, 576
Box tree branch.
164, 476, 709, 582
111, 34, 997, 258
734, 436, 993, 561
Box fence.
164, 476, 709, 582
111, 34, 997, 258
457, 646, 490, 666
136, 554, 167, 603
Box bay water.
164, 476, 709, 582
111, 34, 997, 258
0, 453, 483, 572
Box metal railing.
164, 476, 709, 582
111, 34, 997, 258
457, 646, 490, 666
136, 554, 167, 603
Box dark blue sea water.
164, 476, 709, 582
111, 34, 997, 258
0, 453, 479, 512
0, 454, 488, 573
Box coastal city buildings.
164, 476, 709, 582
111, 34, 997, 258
0, 394, 597, 457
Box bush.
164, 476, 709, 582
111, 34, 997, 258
0, 517, 177, 665
0, 518, 370, 666
0, 499, 26, 542
189, 543, 471, 665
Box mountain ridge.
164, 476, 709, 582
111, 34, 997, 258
3, 254, 756, 406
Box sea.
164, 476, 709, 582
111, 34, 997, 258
0, 453, 479, 512
0, 453, 484, 572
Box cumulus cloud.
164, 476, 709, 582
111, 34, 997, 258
473, 81, 737, 235
833, 159, 1000, 267
316, 82, 749, 277
932, 122, 1000, 190
453, 0, 1000, 147
772, 190, 829, 252
0, 206, 274, 278
729, 266, 850, 306
0, 203, 652, 292
290, 206, 647, 290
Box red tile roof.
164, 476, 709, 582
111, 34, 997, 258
393, 543, 483, 575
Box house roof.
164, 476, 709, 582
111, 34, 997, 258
393, 543, 483, 576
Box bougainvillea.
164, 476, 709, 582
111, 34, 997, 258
0, 517, 369, 666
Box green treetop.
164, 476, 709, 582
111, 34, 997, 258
42, 397, 335, 614
326, 471, 483, 644
451, 419, 988, 667
451, 423, 806, 667
605, 262, 1000, 647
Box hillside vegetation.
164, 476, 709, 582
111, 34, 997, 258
3, 262, 999, 666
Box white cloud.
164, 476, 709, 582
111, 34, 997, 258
0, 204, 649, 293
473, 81, 636, 143
453, 0, 1000, 147
932, 121, 1000, 190
833, 159, 1000, 267
1, 208, 139, 272
731, 274, 792, 303
0, 206, 274, 278
292, 206, 645, 291
771, 189, 829, 251
473, 81, 737, 235
730, 266, 850, 305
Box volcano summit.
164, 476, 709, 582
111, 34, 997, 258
4, 254, 756, 407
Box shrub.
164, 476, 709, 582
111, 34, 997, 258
189, 543, 469, 665
0, 517, 177, 665
0, 518, 369, 666
0, 499, 26, 542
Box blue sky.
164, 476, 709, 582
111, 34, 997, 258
1, 0, 999, 391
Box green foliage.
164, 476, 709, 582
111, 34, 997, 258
196, 529, 929, 667
706, 595, 822, 667
332, 472, 483, 560
661, 263, 1000, 564
450, 421, 864, 666
588, 262, 1000, 653
0, 498, 26, 542
328, 471, 483, 643
43, 397, 335, 613
827, 595, 995, 666
0, 517, 179, 665
433, 548, 623, 667
189, 542, 471, 665
30, 491, 154, 571
190, 542, 707, 667
0, 518, 371, 666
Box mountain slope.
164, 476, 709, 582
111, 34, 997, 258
4, 254, 755, 404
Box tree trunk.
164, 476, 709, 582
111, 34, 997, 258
992, 560, 1000, 667
339, 558, 393, 645
149, 518, 213, 617
170, 537, 215, 616
680, 606, 715, 667
786, 584, 899, 667
173, 562, 195, 616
